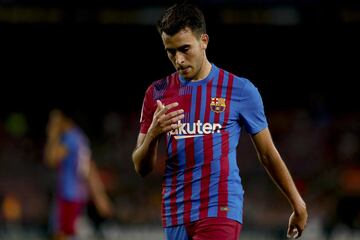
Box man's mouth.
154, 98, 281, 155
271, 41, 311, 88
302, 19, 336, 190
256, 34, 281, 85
179, 66, 191, 74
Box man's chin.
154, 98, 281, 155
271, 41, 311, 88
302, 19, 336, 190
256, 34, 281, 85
180, 74, 193, 81
179, 71, 193, 80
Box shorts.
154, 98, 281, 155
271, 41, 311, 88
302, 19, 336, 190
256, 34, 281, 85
164, 217, 242, 240
53, 198, 85, 235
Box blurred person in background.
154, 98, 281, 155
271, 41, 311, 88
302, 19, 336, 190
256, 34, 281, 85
44, 109, 113, 240
132, 3, 307, 240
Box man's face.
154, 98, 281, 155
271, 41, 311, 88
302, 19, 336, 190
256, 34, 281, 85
161, 27, 208, 80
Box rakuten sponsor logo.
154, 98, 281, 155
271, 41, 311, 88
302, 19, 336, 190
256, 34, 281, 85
168, 120, 222, 140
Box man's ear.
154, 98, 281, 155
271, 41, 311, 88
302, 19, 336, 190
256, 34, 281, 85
200, 34, 209, 50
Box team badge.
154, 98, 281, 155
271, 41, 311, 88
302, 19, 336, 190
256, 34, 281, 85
210, 97, 226, 113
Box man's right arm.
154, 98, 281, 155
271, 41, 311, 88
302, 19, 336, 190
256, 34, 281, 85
44, 138, 68, 168
132, 132, 160, 177
132, 100, 184, 177
44, 110, 67, 168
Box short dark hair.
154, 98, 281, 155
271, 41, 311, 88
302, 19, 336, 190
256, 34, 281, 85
157, 3, 206, 37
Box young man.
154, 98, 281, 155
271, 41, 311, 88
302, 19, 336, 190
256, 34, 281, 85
132, 3, 307, 240
45, 109, 113, 240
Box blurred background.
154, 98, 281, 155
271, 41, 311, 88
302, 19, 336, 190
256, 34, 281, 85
0, 0, 359, 239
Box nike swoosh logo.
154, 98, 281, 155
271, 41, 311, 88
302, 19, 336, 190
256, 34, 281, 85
173, 135, 204, 140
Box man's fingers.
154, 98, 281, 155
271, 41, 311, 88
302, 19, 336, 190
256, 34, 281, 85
159, 109, 184, 122
163, 121, 183, 132
287, 226, 301, 239
287, 226, 294, 238
153, 101, 184, 133
159, 113, 185, 128
154, 100, 165, 114
155, 102, 180, 119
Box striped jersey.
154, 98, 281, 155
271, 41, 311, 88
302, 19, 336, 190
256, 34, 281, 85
57, 127, 91, 202
140, 64, 268, 227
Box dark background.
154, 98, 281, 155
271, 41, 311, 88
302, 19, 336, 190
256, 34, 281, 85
0, 0, 359, 239
1, 1, 359, 115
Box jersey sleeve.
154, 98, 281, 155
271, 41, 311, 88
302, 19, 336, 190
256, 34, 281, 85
140, 84, 156, 134
238, 79, 268, 135
61, 131, 78, 153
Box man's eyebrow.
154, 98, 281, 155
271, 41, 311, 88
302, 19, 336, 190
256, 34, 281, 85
165, 45, 190, 52
178, 45, 190, 51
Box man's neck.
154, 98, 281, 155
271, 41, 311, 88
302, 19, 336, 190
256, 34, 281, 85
191, 60, 212, 82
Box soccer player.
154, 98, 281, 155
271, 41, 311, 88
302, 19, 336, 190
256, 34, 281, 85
132, 3, 308, 240
45, 109, 113, 240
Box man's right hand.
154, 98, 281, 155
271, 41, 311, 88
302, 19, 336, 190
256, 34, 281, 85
46, 109, 63, 140
132, 100, 184, 176
148, 100, 184, 138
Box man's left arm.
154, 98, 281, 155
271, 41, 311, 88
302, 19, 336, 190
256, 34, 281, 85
87, 160, 113, 218
250, 127, 308, 239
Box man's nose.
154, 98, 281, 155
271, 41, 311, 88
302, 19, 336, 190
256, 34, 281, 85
175, 52, 185, 65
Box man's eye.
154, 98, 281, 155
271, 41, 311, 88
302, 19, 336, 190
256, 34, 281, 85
167, 50, 176, 56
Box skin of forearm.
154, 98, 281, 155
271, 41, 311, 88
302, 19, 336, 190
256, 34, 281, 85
88, 161, 106, 198
258, 149, 306, 213
44, 140, 62, 167
132, 132, 159, 177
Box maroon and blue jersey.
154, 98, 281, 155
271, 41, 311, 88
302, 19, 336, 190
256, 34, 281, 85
56, 127, 90, 202
140, 64, 268, 227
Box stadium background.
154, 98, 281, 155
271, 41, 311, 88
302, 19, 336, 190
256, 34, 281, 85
0, 0, 359, 239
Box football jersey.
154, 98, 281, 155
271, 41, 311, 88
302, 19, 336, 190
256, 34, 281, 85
57, 127, 90, 202
140, 64, 268, 227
